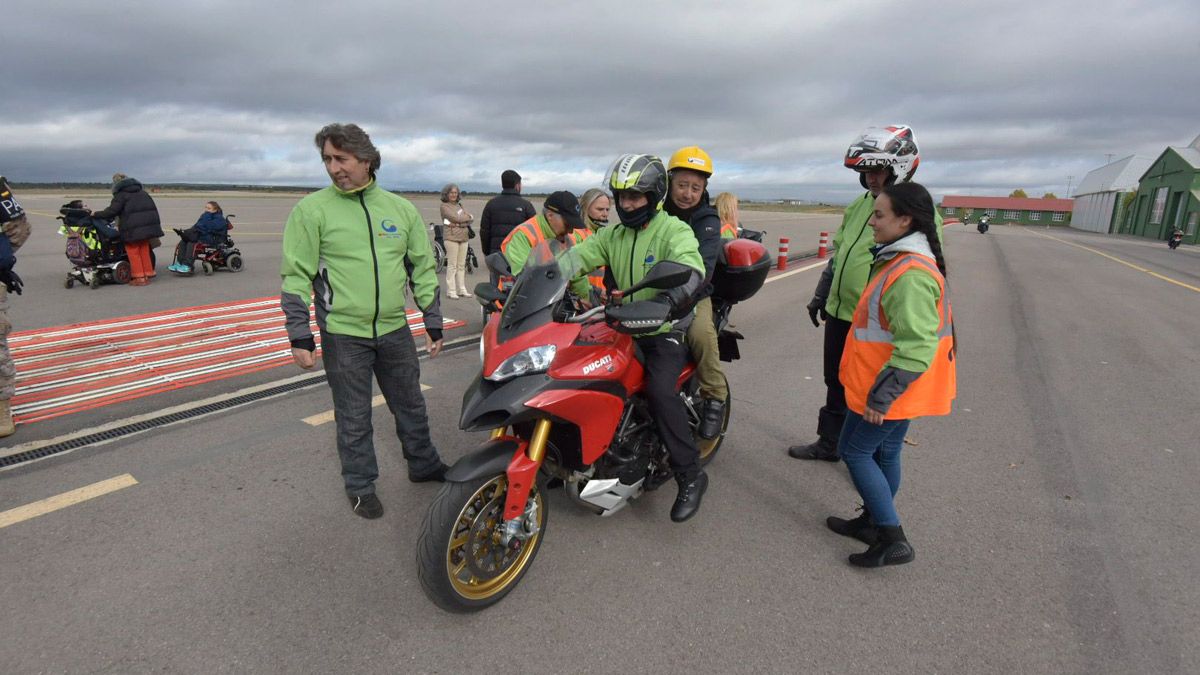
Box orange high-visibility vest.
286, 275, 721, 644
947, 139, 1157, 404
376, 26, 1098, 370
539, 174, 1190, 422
840, 253, 956, 420
500, 216, 548, 255
571, 227, 607, 293
720, 221, 737, 238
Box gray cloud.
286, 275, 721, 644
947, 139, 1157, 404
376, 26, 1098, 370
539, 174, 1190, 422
4, 0, 1197, 202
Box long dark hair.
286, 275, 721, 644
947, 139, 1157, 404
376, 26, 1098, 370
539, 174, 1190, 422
882, 181, 946, 278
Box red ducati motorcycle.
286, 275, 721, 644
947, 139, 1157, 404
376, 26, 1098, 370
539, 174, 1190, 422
417, 240, 770, 612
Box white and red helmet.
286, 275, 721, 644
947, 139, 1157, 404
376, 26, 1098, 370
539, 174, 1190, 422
844, 125, 920, 188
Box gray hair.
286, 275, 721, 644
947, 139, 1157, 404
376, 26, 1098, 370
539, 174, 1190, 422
314, 123, 381, 175
440, 183, 461, 202
111, 172, 127, 183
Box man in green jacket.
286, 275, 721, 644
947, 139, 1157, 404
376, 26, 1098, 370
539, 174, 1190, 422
560, 154, 710, 523
789, 125, 941, 461
281, 123, 449, 519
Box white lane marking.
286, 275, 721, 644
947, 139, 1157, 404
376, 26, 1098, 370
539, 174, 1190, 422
0, 474, 138, 529
764, 260, 826, 283
302, 384, 432, 426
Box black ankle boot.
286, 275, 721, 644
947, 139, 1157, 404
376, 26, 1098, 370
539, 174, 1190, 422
787, 437, 839, 461
826, 508, 878, 545
698, 399, 725, 440
848, 525, 914, 568
670, 471, 708, 522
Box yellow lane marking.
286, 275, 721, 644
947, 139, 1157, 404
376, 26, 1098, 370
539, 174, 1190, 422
0, 474, 138, 530
764, 260, 826, 283
1029, 230, 1200, 293
303, 384, 432, 426
23, 209, 61, 218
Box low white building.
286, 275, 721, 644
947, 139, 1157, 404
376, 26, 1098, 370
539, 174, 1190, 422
1071, 155, 1153, 233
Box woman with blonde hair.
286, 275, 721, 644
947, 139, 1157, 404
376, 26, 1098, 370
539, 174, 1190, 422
578, 188, 611, 232
439, 183, 474, 298
714, 192, 740, 239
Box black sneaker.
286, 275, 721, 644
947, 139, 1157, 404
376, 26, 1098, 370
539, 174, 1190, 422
409, 461, 450, 483
349, 493, 383, 519
697, 399, 726, 440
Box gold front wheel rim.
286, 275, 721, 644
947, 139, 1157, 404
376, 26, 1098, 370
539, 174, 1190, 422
445, 476, 543, 601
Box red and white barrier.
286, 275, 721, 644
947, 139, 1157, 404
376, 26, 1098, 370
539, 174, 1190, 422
777, 237, 790, 270
818, 231, 829, 258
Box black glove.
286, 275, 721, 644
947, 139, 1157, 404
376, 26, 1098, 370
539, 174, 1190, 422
0, 269, 22, 295
806, 296, 824, 327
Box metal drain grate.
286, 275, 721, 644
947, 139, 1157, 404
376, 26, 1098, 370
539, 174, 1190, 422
0, 334, 481, 471
1, 374, 328, 469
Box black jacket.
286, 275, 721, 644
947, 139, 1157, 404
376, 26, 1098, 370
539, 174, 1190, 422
93, 178, 164, 243
666, 192, 722, 300
479, 188, 536, 255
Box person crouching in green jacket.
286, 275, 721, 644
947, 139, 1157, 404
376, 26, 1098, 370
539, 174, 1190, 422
281, 123, 450, 520
559, 154, 711, 523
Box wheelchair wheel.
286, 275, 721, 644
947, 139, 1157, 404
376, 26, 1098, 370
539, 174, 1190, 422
433, 241, 447, 275
65, 276, 74, 289
113, 260, 132, 285
202, 261, 214, 276
226, 254, 244, 272
89, 273, 101, 289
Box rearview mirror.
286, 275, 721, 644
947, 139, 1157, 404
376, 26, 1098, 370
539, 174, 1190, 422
618, 261, 694, 297
474, 282, 507, 305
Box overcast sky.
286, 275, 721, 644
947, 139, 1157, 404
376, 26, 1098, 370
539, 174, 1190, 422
4, 0, 1198, 203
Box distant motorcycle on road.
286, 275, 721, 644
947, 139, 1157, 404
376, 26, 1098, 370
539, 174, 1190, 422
977, 215, 990, 234
1168, 229, 1183, 250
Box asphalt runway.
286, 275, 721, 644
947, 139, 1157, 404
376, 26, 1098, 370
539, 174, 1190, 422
3, 223, 1199, 673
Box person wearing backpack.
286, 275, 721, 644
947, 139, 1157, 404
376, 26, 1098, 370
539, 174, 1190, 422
0, 177, 31, 437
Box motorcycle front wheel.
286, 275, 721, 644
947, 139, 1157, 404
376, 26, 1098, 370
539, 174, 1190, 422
417, 473, 548, 613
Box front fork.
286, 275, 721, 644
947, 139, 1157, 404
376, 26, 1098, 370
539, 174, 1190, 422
498, 418, 551, 522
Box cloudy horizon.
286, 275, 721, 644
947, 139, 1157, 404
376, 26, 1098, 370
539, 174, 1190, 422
4, 0, 1197, 204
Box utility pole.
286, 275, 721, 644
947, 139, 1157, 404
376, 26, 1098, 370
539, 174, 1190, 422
1066, 175, 1074, 198
1105, 153, 1114, 164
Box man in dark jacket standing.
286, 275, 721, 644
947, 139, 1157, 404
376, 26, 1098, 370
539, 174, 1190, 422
92, 173, 163, 285
479, 169, 536, 256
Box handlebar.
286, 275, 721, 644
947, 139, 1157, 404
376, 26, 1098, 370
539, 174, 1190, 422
563, 304, 606, 324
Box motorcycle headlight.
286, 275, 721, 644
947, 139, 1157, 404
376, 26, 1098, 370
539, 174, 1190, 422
486, 345, 557, 382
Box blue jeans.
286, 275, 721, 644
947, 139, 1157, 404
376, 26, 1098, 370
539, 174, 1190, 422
320, 327, 443, 496
838, 411, 911, 527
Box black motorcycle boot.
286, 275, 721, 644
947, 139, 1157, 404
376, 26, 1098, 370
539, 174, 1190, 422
848, 525, 914, 568
670, 471, 708, 523
698, 398, 725, 440
787, 437, 839, 461
826, 507, 879, 545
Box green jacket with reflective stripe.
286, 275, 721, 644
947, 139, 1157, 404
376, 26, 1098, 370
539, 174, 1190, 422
869, 233, 944, 372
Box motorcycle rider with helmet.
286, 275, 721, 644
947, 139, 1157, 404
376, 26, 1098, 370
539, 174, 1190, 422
664, 146, 734, 440
789, 125, 942, 462
559, 154, 710, 522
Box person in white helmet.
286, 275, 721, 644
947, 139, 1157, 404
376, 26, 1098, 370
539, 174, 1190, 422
789, 125, 941, 462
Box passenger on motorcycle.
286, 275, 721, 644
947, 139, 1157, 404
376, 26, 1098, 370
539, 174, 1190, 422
558, 154, 710, 522
665, 146, 732, 440
500, 190, 594, 300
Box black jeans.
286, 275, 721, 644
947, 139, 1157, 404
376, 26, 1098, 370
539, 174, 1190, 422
636, 331, 701, 481
818, 316, 852, 443
320, 326, 443, 496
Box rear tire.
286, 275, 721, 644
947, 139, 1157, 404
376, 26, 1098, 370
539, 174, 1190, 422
417, 473, 548, 613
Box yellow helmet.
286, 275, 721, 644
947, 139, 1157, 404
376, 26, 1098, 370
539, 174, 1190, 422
668, 146, 713, 177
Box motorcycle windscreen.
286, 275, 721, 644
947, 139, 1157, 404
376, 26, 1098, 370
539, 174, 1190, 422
498, 241, 569, 341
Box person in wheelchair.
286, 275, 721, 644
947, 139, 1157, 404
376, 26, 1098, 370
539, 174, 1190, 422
168, 201, 230, 273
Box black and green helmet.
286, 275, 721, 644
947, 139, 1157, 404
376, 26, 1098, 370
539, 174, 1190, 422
607, 154, 668, 208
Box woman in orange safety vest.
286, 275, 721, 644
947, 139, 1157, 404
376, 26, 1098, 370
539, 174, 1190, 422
827, 181, 955, 568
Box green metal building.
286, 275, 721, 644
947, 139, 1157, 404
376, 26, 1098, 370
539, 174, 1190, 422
1124, 134, 1200, 244
939, 195, 1074, 225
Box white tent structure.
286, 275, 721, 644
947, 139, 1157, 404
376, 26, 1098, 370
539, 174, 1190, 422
1071, 155, 1153, 233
